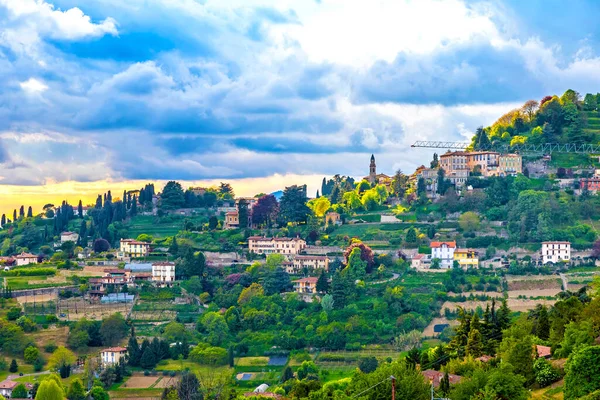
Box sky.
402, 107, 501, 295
2, 0, 600, 215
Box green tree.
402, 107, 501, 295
12, 384, 28, 398
458, 212, 480, 233
177, 371, 201, 400
169, 236, 179, 256
321, 294, 334, 312
331, 272, 349, 310
24, 346, 40, 364
237, 198, 249, 229
48, 347, 75, 378
358, 357, 378, 373
89, 385, 109, 400
307, 196, 331, 218
160, 181, 185, 210
405, 227, 417, 243
279, 185, 310, 224
534, 358, 560, 388
482, 367, 528, 400
281, 366, 294, 383
348, 361, 429, 400
316, 270, 329, 293
439, 372, 450, 396
100, 313, 128, 346
565, 346, 600, 399
35, 378, 65, 400
140, 346, 157, 369
201, 312, 229, 346
67, 378, 86, 400
296, 361, 318, 380
9, 359, 18, 372
343, 247, 367, 280
498, 317, 534, 385
584, 93, 598, 111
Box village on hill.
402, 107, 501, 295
2, 91, 600, 400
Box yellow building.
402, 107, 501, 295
293, 277, 318, 294
453, 249, 479, 269
224, 211, 239, 229
498, 154, 522, 176
248, 236, 306, 255
325, 212, 341, 226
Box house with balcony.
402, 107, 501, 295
541, 241, 571, 264
152, 262, 176, 285
15, 252, 38, 266
293, 277, 318, 294
431, 241, 456, 269
119, 239, 151, 259
100, 347, 128, 367
248, 236, 306, 255
286, 255, 329, 274
454, 249, 479, 269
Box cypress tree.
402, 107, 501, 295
537, 305, 550, 340
316, 270, 329, 293
1, 214, 5, 226
27, 206, 33, 218
281, 366, 294, 383
131, 195, 137, 216
9, 359, 18, 372
78, 200, 83, 218
13, 209, 17, 222
169, 236, 179, 256
140, 346, 156, 369
95, 195, 102, 209
19, 205, 24, 218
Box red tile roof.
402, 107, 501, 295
16, 252, 37, 258
102, 347, 127, 353
430, 241, 456, 248
536, 345, 552, 358
0, 381, 18, 389
295, 277, 318, 284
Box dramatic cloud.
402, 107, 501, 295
1, 0, 600, 189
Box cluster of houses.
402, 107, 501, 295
88, 262, 175, 302
411, 240, 572, 270
248, 236, 329, 294
414, 151, 523, 196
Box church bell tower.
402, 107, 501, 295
369, 154, 376, 184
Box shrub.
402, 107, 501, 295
44, 342, 58, 353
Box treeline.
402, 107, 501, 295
471, 89, 600, 150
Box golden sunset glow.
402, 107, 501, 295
0, 174, 323, 217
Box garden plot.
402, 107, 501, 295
442, 298, 556, 313
506, 276, 563, 298
120, 375, 160, 389
57, 298, 132, 320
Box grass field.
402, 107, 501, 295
126, 215, 209, 238
155, 360, 232, 375
235, 357, 269, 367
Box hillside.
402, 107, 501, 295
471, 89, 600, 167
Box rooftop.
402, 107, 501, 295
102, 347, 128, 353
16, 252, 37, 258
295, 277, 318, 284
430, 241, 457, 248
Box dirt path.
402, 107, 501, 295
559, 273, 568, 291
367, 273, 400, 285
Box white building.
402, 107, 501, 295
119, 239, 151, 258
248, 236, 306, 255
152, 262, 176, 284
100, 347, 128, 367
541, 241, 571, 264
431, 241, 456, 269
60, 231, 79, 244
15, 252, 38, 266
286, 255, 329, 274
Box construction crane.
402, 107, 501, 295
411, 141, 600, 154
